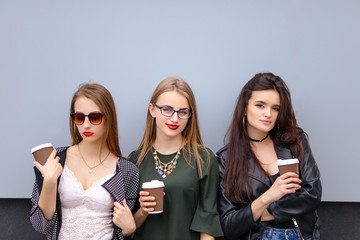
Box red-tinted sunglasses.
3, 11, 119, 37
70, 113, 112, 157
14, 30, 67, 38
70, 112, 105, 125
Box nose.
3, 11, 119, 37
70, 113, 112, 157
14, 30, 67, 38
83, 116, 92, 128
170, 112, 179, 122
264, 107, 272, 118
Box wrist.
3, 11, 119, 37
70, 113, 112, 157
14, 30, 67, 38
140, 208, 149, 217
43, 176, 58, 185
261, 193, 272, 206
122, 224, 136, 237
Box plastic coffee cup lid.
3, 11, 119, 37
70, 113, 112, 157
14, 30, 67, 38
277, 158, 299, 166
31, 143, 53, 153
142, 180, 165, 189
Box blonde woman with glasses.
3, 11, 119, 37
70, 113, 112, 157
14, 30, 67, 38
128, 77, 223, 240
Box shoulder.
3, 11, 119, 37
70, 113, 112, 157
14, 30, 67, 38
55, 146, 70, 165
127, 149, 142, 164
216, 145, 228, 161
196, 146, 217, 163
299, 132, 310, 144
216, 145, 227, 157
56, 146, 69, 153
118, 157, 139, 174
215, 145, 228, 169
197, 146, 214, 157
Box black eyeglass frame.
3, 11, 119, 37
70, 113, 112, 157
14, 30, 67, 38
153, 103, 192, 120
70, 112, 105, 125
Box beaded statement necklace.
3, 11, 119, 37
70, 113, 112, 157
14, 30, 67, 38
153, 148, 181, 178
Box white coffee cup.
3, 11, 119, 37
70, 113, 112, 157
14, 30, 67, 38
142, 180, 165, 214
277, 158, 299, 176
31, 143, 54, 165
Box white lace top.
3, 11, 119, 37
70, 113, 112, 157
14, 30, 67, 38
58, 165, 115, 240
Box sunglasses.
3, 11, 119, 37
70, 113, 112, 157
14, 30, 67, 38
70, 112, 105, 125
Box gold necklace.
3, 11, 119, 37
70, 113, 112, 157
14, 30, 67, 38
153, 148, 181, 178
77, 145, 111, 174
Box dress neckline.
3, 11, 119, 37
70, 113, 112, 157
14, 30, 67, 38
63, 164, 115, 191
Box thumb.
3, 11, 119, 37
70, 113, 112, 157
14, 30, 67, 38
33, 161, 43, 172
122, 198, 129, 210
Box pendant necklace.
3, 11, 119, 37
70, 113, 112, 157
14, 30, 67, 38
77, 145, 111, 174
153, 148, 181, 178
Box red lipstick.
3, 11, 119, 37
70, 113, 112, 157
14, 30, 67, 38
83, 132, 94, 136
166, 124, 179, 130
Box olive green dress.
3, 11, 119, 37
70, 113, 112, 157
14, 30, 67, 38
128, 147, 223, 240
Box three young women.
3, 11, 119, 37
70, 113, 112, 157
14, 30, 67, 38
30, 83, 139, 239
128, 77, 223, 240
217, 73, 322, 240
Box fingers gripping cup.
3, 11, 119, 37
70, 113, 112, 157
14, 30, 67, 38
277, 158, 299, 176
32, 143, 54, 165
142, 180, 165, 214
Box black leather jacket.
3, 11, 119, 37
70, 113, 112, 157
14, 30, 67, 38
217, 136, 321, 240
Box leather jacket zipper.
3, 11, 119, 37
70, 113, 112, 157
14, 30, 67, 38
292, 218, 304, 240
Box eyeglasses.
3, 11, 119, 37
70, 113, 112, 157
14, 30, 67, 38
70, 112, 105, 125
153, 103, 192, 120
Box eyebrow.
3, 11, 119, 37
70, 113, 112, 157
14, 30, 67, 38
162, 105, 190, 110
255, 100, 280, 107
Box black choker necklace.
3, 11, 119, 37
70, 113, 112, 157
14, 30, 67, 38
248, 133, 269, 142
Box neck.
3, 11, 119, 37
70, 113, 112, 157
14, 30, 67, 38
78, 140, 109, 159
247, 128, 270, 143
248, 133, 270, 143
153, 135, 183, 155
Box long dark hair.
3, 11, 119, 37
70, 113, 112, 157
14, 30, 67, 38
223, 73, 304, 204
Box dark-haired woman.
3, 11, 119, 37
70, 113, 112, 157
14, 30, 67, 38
30, 83, 139, 239
217, 73, 321, 240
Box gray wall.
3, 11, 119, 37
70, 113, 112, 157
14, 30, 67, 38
0, 0, 359, 201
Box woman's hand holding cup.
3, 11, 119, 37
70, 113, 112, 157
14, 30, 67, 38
264, 172, 301, 204
34, 149, 63, 183
138, 190, 157, 216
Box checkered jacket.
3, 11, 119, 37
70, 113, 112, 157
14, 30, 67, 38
30, 147, 140, 240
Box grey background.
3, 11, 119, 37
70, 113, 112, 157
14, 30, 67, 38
0, 0, 359, 201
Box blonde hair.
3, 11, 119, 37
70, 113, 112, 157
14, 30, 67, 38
136, 77, 208, 178
69, 83, 122, 157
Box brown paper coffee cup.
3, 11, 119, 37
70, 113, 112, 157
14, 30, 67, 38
277, 159, 299, 175
142, 180, 165, 214
32, 143, 54, 165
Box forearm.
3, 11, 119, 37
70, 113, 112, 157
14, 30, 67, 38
38, 179, 58, 220
200, 232, 214, 240
121, 223, 136, 237
134, 208, 148, 229
250, 193, 272, 222
261, 209, 275, 221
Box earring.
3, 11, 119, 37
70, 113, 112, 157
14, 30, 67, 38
243, 115, 247, 133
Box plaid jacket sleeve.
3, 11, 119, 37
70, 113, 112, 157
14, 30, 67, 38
29, 175, 59, 239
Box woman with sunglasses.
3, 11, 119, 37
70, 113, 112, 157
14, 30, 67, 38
30, 83, 139, 240
128, 77, 223, 240
217, 73, 321, 240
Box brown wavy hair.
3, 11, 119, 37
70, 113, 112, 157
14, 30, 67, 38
135, 77, 208, 178
69, 83, 122, 157
223, 73, 304, 204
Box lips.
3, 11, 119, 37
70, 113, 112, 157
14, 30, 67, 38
166, 124, 179, 130
260, 120, 272, 125
83, 132, 94, 136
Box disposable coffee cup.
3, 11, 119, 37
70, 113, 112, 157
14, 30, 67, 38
32, 143, 54, 165
142, 180, 165, 214
277, 158, 299, 176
